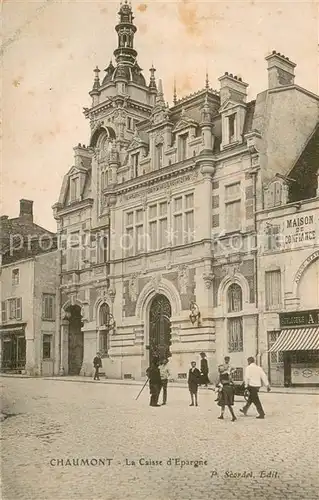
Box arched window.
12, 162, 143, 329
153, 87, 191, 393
99, 303, 110, 355
99, 303, 110, 327
227, 284, 243, 353
227, 283, 242, 312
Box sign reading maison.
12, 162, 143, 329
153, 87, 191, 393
280, 309, 319, 328
284, 214, 317, 248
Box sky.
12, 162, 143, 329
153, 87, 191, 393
1, 0, 318, 231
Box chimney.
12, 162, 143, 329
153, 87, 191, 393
19, 199, 33, 221
218, 73, 248, 105
265, 51, 296, 89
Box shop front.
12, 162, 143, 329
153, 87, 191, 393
268, 310, 319, 386
0, 324, 26, 373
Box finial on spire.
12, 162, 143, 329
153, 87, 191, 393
155, 78, 165, 107
149, 64, 157, 91
173, 78, 177, 105
92, 66, 100, 90
205, 71, 209, 89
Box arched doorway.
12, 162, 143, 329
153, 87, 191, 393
149, 294, 172, 364
98, 303, 110, 355
67, 305, 83, 375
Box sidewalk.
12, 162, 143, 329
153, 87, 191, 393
1, 373, 319, 395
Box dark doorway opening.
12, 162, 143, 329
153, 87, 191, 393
67, 305, 83, 375
149, 294, 172, 364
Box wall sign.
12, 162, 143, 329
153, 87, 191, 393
280, 309, 319, 328
283, 213, 318, 249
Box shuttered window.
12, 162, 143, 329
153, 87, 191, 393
265, 270, 281, 309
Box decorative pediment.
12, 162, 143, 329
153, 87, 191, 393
218, 98, 241, 113
127, 137, 147, 152
68, 165, 87, 177
173, 114, 197, 133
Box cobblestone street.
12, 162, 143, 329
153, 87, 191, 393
1, 377, 318, 500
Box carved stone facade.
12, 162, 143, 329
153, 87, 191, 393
52, 3, 319, 382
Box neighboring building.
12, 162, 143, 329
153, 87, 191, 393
0, 200, 58, 375
53, 1, 319, 380
257, 125, 319, 386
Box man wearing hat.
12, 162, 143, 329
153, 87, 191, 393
200, 352, 210, 387
93, 352, 102, 381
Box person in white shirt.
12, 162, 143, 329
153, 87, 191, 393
240, 356, 271, 419
159, 359, 170, 405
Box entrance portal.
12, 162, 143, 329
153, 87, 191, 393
149, 294, 172, 364
67, 305, 83, 375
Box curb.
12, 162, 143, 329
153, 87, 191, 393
1, 374, 318, 395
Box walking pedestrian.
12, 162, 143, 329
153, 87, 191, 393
188, 361, 201, 406
159, 359, 170, 405
200, 352, 210, 387
146, 358, 161, 407
216, 365, 237, 421
215, 356, 235, 401
93, 352, 102, 381
240, 357, 271, 419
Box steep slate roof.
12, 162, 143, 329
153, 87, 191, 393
0, 209, 57, 265
288, 123, 319, 202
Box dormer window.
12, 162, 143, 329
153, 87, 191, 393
228, 114, 236, 143
155, 143, 163, 169
265, 179, 288, 208
178, 133, 188, 161
70, 177, 79, 202
12, 269, 20, 286
101, 170, 108, 190
132, 153, 140, 177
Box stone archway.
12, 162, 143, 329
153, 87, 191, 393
149, 294, 172, 364
66, 305, 83, 375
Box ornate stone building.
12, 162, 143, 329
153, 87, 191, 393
53, 2, 319, 380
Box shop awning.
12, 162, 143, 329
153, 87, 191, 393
269, 327, 319, 352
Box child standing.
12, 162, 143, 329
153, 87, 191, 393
188, 361, 201, 406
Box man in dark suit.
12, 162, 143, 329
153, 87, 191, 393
93, 352, 102, 381
146, 358, 161, 407
188, 361, 201, 406
200, 352, 210, 387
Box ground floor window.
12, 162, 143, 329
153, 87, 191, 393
1, 334, 26, 371
268, 331, 284, 363
290, 350, 319, 364
42, 334, 52, 359
99, 330, 108, 355
227, 317, 243, 352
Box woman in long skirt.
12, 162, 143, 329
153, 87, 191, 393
216, 370, 237, 421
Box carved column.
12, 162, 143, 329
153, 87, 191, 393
195, 157, 215, 242
59, 317, 70, 375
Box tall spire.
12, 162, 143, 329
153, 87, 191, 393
156, 79, 165, 106
173, 78, 177, 105
205, 71, 209, 89
114, 0, 137, 67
